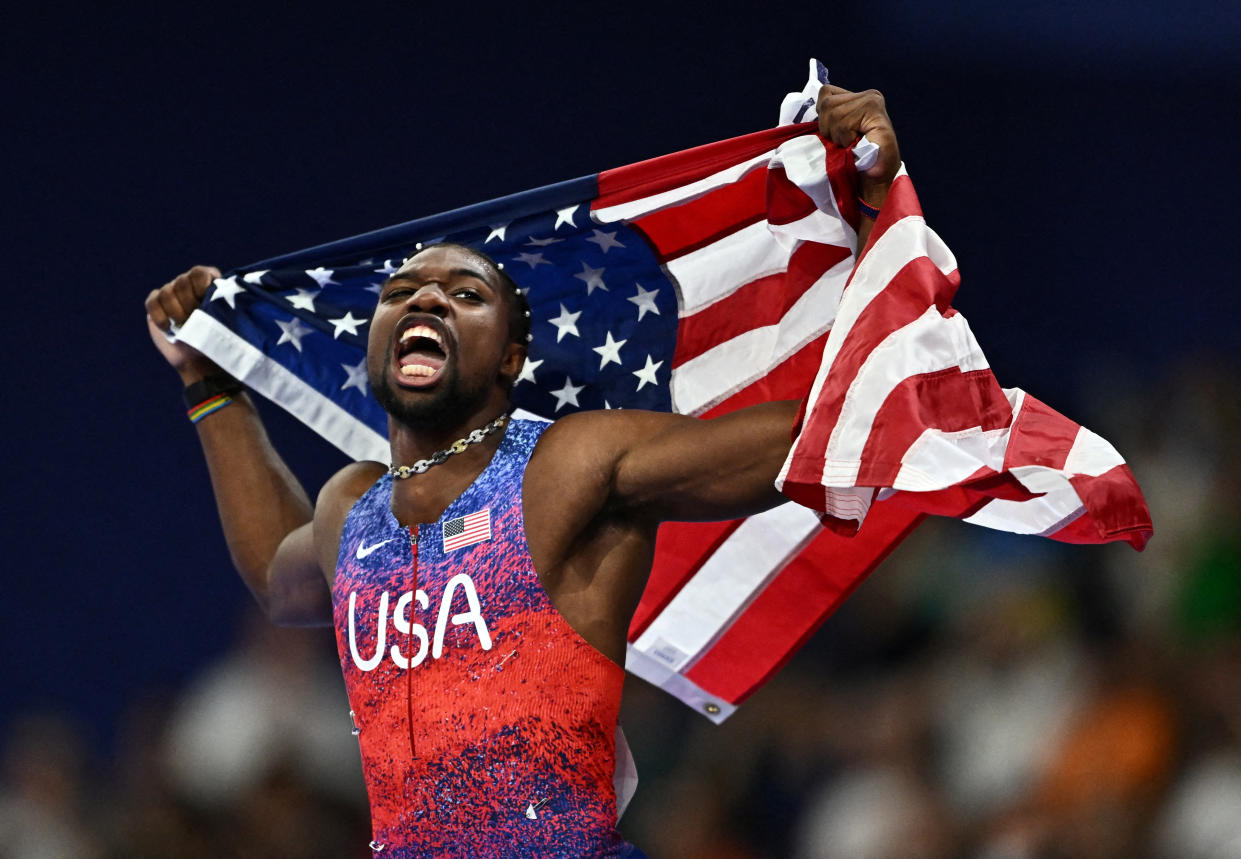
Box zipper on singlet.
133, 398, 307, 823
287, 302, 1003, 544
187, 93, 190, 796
407, 525, 417, 759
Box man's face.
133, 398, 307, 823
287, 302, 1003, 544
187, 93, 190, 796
367, 245, 521, 429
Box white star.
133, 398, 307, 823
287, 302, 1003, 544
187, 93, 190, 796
242, 269, 268, 284
340, 358, 368, 394
548, 304, 581, 342
585, 229, 625, 253
287, 288, 319, 311
633, 354, 663, 391
328, 311, 368, 339
573, 262, 607, 295
592, 331, 627, 369
628, 283, 661, 321
374, 259, 400, 275
210, 276, 246, 309
364, 281, 384, 294
554, 205, 579, 230
275, 317, 314, 352
603, 400, 615, 409
516, 356, 543, 385
486, 223, 508, 243
550, 377, 584, 412
514, 252, 550, 269
525, 236, 562, 247
306, 267, 337, 287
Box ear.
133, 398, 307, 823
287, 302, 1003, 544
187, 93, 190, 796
499, 341, 527, 385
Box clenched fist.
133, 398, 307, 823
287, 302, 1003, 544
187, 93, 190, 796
145, 265, 221, 382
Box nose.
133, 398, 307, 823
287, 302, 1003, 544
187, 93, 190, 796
405, 282, 449, 316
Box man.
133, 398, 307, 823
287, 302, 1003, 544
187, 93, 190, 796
145, 85, 899, 858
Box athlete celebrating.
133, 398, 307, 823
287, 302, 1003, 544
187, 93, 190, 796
145, 85, 899, 858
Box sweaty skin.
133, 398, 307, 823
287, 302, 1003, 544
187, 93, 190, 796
144, 84, 901, 667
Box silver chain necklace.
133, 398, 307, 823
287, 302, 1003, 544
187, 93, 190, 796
387, 413, 510, 479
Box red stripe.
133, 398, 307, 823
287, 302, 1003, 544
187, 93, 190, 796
631, 168, 768, 259
782, 254, 960, 494
855, 367, 1013, 486
823, 140, 862, 232
595, 122, 816, 210
628, 519, 744, 640
624, 146, 836, 262
1003, 395, 1080, 471
672, 242, 851, 369
692, 331, 831, 419
765, 163, 821, 226
1065, 464, 1153, 549
684, 501, 924, 705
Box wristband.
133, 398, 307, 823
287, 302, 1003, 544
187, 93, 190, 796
857, 196, 881, 220
183, 374, 244, 423
187, 394, 234, 423
182, 374, 244, 411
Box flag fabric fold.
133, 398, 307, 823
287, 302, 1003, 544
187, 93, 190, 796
775, 167, 1153, 551
176, 60, 1151, 722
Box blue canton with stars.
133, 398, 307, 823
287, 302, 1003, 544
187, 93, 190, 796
193, 174, 679, 443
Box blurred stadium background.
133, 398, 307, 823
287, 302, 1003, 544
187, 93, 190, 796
2, 3, 1238, 857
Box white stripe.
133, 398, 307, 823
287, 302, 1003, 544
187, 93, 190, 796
592, 151, 774, 224
178, 311, 389, 462
623, 645, 736, 724
818, 306, 989, 479
669, 253, 854, 415
632, 502, 820, 671
768, 135, 856, 249
893, 425, 1010, 491
671, 220, 791, 316
1063, 426, 1126, 476
964, 485, 1085, 535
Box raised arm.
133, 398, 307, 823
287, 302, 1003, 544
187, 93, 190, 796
535, 86, 901, 527
611, 84, 901, 522
145, 267, 336, 626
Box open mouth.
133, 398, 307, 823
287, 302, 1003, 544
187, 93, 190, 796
396, 322, 449, 383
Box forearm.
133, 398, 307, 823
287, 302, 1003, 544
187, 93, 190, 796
611, 400, 801, 522
855, 175, 892, 255
183, 369, 313, 610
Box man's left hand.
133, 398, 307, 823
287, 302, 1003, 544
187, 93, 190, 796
816, 84, 901, 203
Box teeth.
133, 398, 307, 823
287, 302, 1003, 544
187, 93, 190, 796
400, 325, 442, 345
400, 364, 436, 377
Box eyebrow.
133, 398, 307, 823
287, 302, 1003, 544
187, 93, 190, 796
383, 266, 494, 290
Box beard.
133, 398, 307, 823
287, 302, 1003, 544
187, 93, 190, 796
370, 356, 489, 433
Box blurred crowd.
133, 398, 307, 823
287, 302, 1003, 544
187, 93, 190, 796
3, 358, 1237, 859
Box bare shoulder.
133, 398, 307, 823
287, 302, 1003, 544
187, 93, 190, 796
311, 460, 388, 575
529, 409, 681, 465
524, 408, 686, 529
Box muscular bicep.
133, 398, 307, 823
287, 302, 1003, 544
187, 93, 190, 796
610, 400, 801, 522
265, 523, 333, 627
265, 461, 384, 627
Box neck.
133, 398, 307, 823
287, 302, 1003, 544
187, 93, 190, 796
386, 401, 511, 467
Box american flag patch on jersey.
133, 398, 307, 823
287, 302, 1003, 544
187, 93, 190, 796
442, 509, 491, 552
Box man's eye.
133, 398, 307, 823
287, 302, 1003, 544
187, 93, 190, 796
384, 288, 412, 300
454, 289, 482, 300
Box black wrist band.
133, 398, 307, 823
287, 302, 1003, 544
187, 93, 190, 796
183, 374, 244, 410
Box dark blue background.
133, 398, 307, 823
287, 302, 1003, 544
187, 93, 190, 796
4, 2, 1237, 748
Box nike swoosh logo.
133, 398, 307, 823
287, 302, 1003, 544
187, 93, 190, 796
356, 538, 395, 559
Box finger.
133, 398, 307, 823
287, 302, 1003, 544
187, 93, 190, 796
820, 92, 889, 148
172, 273, 206, 316
156, 286, 192, 327
185, 265, 220, 301
145, 289, 171, 332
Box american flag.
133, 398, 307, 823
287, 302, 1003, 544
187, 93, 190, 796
442, 509, 492, 553
177, 61, 1151, 722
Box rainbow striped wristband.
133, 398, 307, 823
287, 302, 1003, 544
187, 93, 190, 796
187, 393, 233, 423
